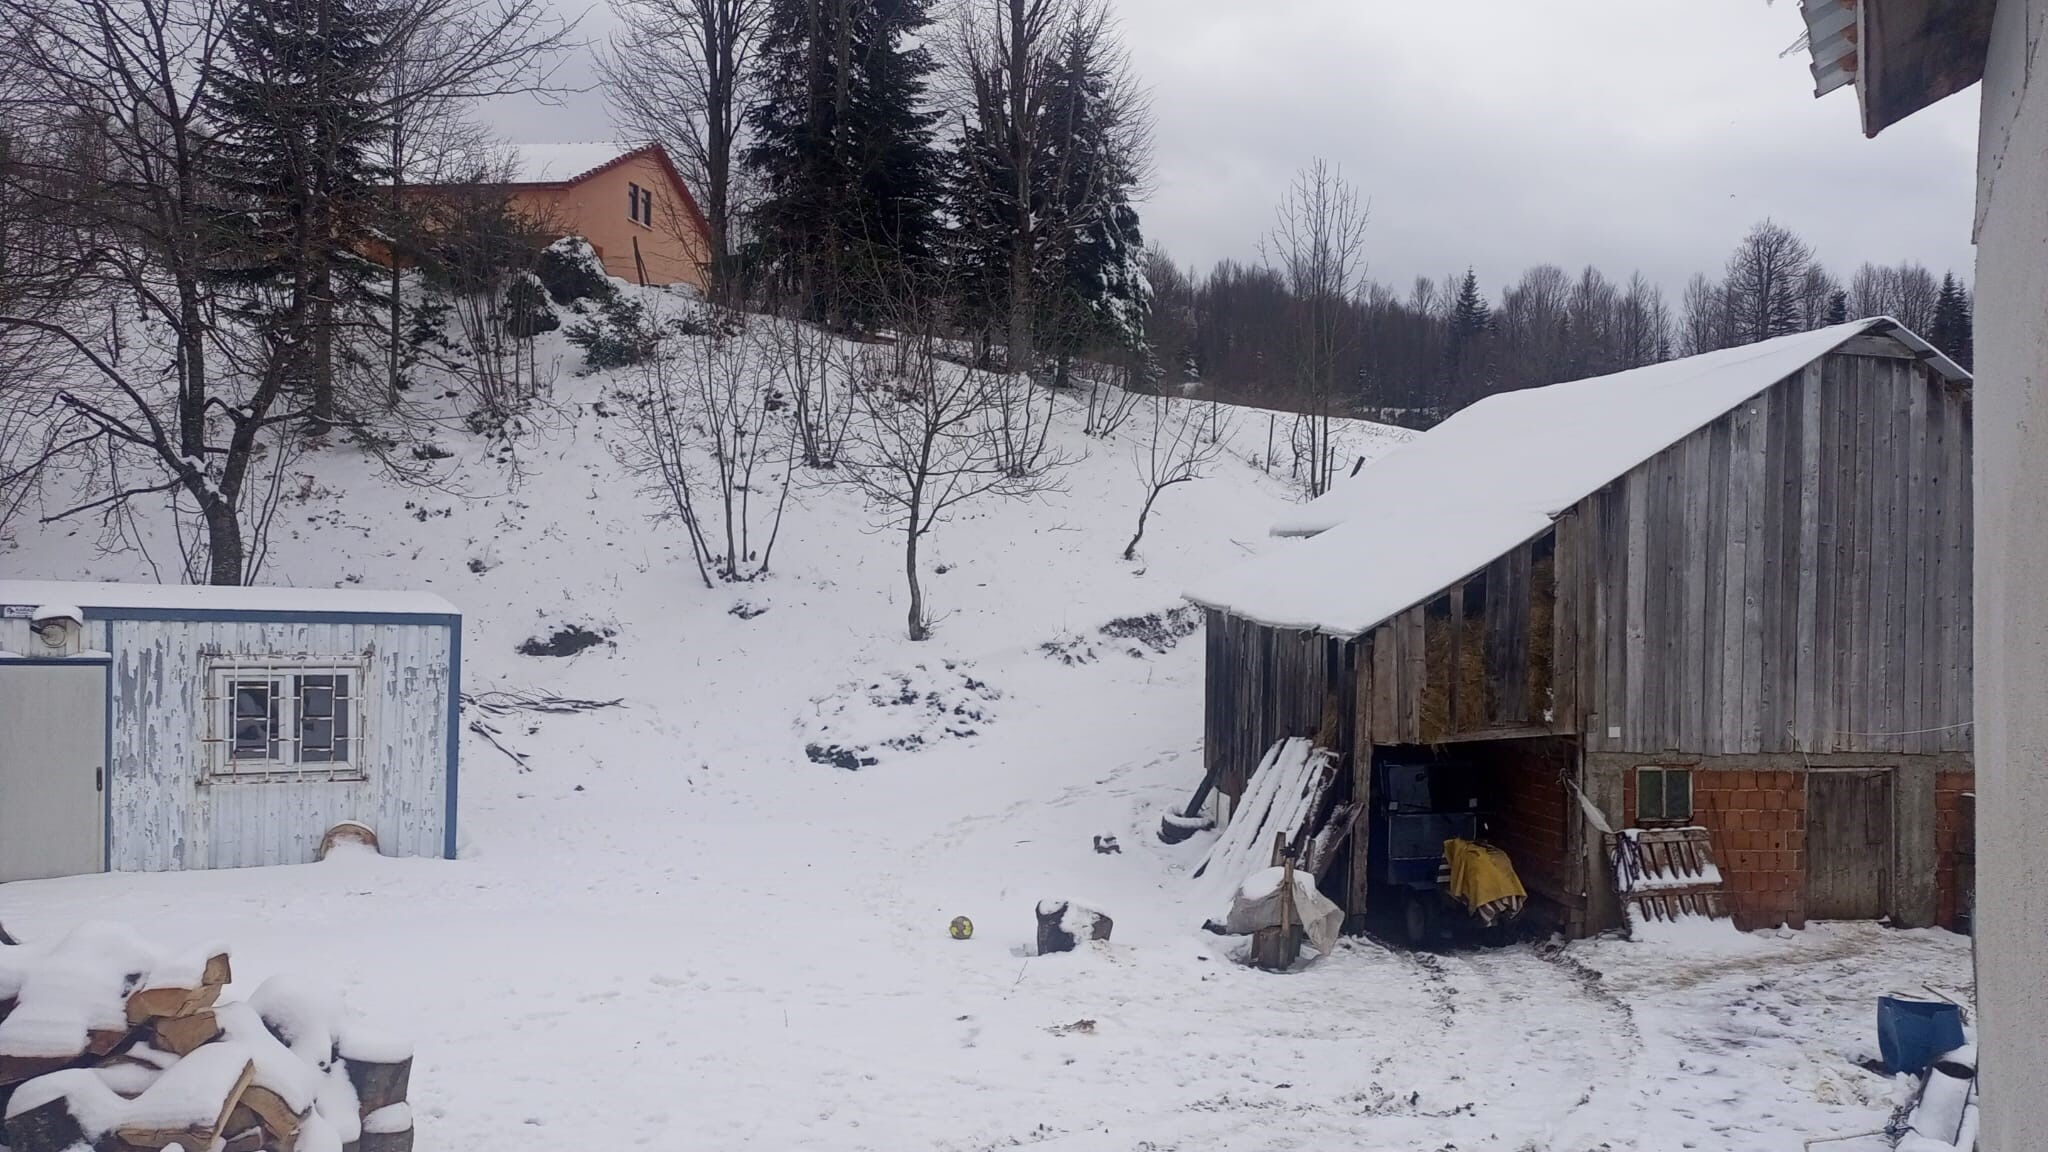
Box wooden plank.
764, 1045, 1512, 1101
1624, 469, 1650, 752
1796, 363, 1824, 753
1831, 354, 1860, 750
1701, 416, 1731, 755
1404, 606, 1426, 744
1923, 378, 1949, 753
1813, 359, 1841, 752
1877, 357, 1904, 752
1680, 427, 1710, 756
1837, 333, 1919, 360
1447, 576, 1466, 733
1757, 380, 1789, 753
1721, 397, 1752, 752
1654, 445, 1682, 751
1953, 388, 1974, 752
1740, 388, 1770, 753
1553, 515, 1579, 734
1845, 356, 1873, 749
1586, 491, 1611, 750
1506, 545, 1532, 726
1774, 371, 1806, 753
1904, 365, 1931, 753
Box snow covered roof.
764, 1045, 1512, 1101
0, 580, 458, 619
1185, 318, 1966, 638
502, 142, 653, 185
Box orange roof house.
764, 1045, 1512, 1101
497, 142, 711, 290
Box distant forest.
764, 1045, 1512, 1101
1140, 219, 1976, 427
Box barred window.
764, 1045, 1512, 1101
206, 659, 366, 781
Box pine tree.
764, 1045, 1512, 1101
1931, 272, 1974, 371
211, 0, 392, 425
1824, 288, 1849, 326
744, 0, 942, 325
1027, 17, 1149, 376
1444, 268, 1490, 404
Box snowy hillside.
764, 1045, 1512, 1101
0, 298, 1968, 1151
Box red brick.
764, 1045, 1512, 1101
1763, 791, 1785, 812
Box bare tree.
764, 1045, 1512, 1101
1123, 389, 1227, 560
613, 303, 798, 584
597, 0, 767, 301
840, 310, 1068, 640
762, 310, 855, 468
1722, 219, 1814, 344
1264, 158, 1367, 498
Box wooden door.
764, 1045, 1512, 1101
1806, 770, 1892, 920
0, 662, 109, 882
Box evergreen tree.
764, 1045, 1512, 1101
1931, 272, 1974, 371
1823, 288, 1849, 326
1442, 268, 1490, 402
1027, 17, 1149, 376
211, 0, 393, 425
744, 0, 942, 325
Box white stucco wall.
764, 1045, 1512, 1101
1972, 0, 2048, 1147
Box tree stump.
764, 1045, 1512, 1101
1035, 901, 1112, 955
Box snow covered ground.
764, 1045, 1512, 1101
0, 303, 1970, 1150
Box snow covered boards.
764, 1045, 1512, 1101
1195, 737, 1357, 926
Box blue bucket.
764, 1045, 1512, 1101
1877, 995, 1966, 1075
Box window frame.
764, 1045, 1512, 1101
1635, 765, 1694, 825
629, 182, 651, 226
204, 658, 369, 783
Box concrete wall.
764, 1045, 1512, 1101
1972, 0, 2048, 1146
512, 151, 708, 289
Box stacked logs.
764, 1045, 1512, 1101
0, 924, 413, 1152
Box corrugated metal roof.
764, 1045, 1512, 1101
1799, 0, 1860, 97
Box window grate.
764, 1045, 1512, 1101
203, 656, 368, 783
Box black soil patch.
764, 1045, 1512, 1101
1100, 606, 1202, 655
518, 624, 615, 657
806, 743, 878, 771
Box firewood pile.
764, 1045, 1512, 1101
0, 924, 413, 1152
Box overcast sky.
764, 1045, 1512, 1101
486, 0, 1982, 298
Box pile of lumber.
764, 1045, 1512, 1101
0, 924, 414, 1152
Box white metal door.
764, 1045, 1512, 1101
0, 663, 107, 882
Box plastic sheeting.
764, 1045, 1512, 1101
1225, 866, 1344, 958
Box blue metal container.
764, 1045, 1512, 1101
1877, 995, 1966, 1075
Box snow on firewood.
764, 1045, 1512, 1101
0, 930, 413, 1152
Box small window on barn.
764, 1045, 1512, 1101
1636, 766, 1694, 824
206, 659, 366, 781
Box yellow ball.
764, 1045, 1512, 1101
949, 915, 974, 940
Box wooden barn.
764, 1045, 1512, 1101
1184, 318, 1974, 937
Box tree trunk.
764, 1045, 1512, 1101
204, 498, 244, 586
178, 280, 208, 457
904, 524, 926, 641
1123, 487, 1159, 561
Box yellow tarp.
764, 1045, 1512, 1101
1444, 838, 1527, 926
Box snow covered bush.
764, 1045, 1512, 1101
535, 237, 616, 308
799, 661, 1000, 768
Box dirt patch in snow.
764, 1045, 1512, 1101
1042, 605, 1202, 664
799, 662, 1000, 768
517, 624, 616, 658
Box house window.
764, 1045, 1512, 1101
1636, 766, 1694, 824
628, 182, 652, 225
206, 659, 366, 781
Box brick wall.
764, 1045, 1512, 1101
1492, 755, 1570, 898
1935, 771, 1975, 931
1623, 768, 1807, 930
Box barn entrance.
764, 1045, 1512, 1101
1361, 735, 1577, 948
1807, 770, 1894, 920
0, 661, 109, 883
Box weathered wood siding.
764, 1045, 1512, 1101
106, 618, 454, 870
1574, 350, 1972, 756
1204, 609, 1354, 801
1360, 533, 1558, 745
